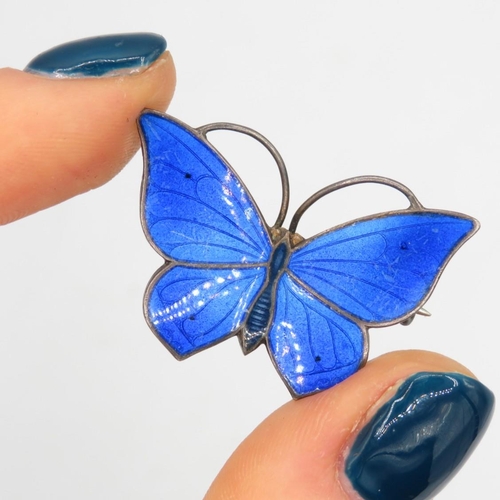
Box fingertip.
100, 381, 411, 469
342, 353, 493, 500
0, 50, 176, 224
205, 350, 491, 500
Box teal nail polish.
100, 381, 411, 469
345, 372, 494, 500
24, 33, 167, 78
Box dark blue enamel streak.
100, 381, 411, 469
345, 372, 494, 500
148, 266, 267, 357
246, 243, 288, 333
25, 33, 166, 77
140, 113, 272, 264
289, 214, 474, 322
268, 273, 364, 397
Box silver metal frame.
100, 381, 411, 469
139, 111, 480, 399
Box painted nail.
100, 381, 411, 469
24, 33, 166, 78
345, 372, 494, 500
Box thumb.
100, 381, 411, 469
0, 33, 175, 224
205, 350, 494, 500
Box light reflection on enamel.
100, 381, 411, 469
152, 292, 195, 324
150, 268, 267, 332
221, 183, 234, 205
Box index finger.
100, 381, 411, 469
0, 33, 175, 224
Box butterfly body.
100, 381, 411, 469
139, 111, 478, 398
244, 239, 290, 352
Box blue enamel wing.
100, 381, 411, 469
138, 110, 478, 399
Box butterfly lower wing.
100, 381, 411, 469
139, 111, 272, 264
146, 264, 267, 358
267, 273, 366, 398
289, 211, 477, 324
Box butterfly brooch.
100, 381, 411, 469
138, 110, 478, 399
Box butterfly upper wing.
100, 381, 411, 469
139, 111, 272, 265
288, 211, 478, 324
147, 265, 267, 358
267, 273, 366, 398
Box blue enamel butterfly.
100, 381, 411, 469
138, 111, 478, 398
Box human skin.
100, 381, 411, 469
0, 37, 493, 500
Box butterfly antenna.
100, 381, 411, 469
289, 175, 423, 234
196, 122, 290, 229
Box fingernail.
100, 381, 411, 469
345, 372, 494, 500
24, 33, 167, 78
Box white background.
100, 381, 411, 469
0, 1, 498, 498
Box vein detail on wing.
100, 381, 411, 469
289, 213, 475, 323
267, 273, 364, 397
288, 265, 412, 320
147, 265, 267, 357
140, 114, 272, 264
